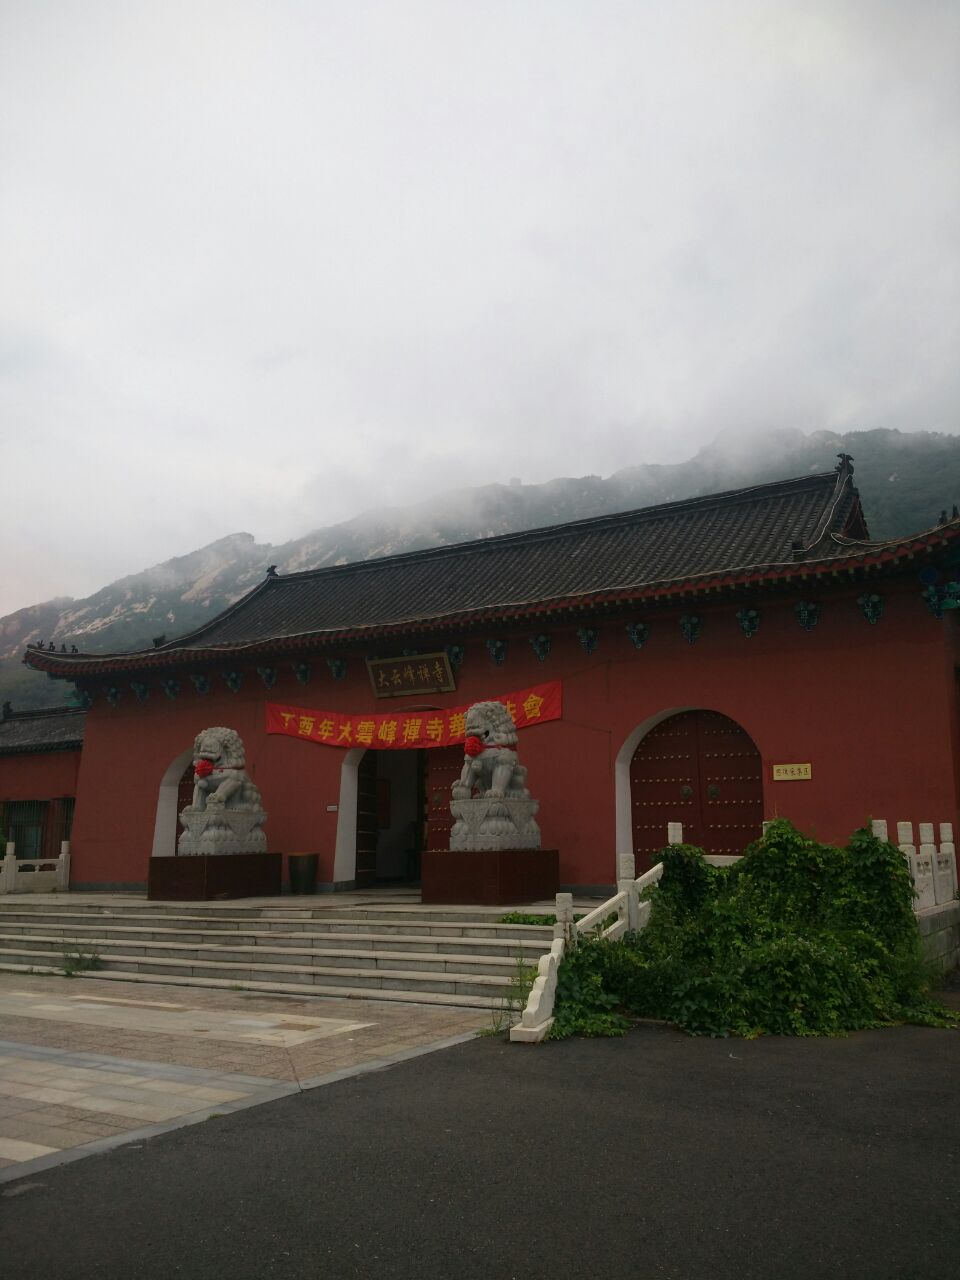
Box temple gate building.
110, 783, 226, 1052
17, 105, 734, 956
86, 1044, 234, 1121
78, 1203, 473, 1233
15, 459, 960, 893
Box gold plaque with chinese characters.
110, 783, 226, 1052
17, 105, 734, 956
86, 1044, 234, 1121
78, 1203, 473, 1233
772, 763, 812, 781
366, 652, 457, 699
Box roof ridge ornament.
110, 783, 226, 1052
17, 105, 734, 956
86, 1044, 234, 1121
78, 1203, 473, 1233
836, 452, 854, 475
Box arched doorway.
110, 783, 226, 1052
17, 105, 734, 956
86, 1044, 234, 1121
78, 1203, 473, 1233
335, 744, 464, 887
150, 746, 195, 858
629, 710, 763, 870
353, 749, 424, 887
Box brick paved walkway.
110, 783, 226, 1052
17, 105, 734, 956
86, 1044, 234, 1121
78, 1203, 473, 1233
0, 972, 487, 1179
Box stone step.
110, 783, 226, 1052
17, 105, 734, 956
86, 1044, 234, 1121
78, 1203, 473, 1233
0, 921, 548, 958
0, 962, 502, 1010
0, 901, 549, 926
0, 908, 552, 940
0, 932, 540, 976
0, 945, 526, 1001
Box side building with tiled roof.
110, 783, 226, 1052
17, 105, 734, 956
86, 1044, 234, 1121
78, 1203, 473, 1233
20, 457, 960, 892
0, 705, 85, 862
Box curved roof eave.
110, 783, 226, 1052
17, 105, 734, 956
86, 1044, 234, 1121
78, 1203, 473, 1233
22, 517, 959, 681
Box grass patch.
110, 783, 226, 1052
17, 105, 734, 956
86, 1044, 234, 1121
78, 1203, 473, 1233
551, 820, 959, 1040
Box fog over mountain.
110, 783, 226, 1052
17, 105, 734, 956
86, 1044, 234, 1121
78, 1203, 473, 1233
2, 4, 959, 624
3, 426, 958, 711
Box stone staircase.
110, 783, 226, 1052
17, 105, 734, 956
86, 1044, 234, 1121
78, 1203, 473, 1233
0, 898, 555, 1010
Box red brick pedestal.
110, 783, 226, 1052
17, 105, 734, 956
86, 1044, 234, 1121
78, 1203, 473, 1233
420, 848, 559, 905
148, 853, 282, 901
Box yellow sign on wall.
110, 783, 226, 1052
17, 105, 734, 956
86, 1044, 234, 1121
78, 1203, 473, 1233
772, 763, 812, 781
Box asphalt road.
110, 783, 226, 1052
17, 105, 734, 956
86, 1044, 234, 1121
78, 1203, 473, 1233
2, 1021, 959, 1280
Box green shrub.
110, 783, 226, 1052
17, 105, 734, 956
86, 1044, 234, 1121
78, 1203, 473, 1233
499, 912, 557, 926
550, 820, 957, 1039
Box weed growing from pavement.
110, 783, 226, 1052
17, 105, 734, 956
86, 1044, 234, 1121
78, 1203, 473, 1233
550, 820, 960, 1040
480, 953, 537, 1037
61, 949, 104, 977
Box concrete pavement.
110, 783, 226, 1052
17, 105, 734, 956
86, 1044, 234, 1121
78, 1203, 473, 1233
2, 1017, 959, 1279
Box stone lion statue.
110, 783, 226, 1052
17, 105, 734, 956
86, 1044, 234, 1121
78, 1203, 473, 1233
178, 727, 267, 855
451, 701, 530, 801
449, 701, 540, 850
189, 727, 264, 811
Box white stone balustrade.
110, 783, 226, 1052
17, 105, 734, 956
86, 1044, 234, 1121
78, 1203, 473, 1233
0, 842, 70, 895
878, 819, 956, 912
510, 825, 673, 1044
509, 940, 565, 1043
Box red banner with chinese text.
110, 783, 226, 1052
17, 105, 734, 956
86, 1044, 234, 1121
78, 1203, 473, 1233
265, 682, 562, 749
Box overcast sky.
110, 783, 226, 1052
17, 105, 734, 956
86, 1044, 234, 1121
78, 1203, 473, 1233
1, 1, 958, 617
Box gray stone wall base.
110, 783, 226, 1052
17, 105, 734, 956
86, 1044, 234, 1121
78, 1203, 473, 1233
917, 902, 960, 973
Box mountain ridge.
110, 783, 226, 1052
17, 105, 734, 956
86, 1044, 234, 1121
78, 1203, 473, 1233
3, 426, 958, 711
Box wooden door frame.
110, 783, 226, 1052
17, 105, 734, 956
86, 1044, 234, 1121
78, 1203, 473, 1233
333, 747, 366, 884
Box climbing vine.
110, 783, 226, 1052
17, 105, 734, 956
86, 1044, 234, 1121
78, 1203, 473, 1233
550, 820, 958, 1039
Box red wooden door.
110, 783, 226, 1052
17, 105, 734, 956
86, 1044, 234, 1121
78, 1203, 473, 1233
423, 745, 463, 852
630, 710, 763, 870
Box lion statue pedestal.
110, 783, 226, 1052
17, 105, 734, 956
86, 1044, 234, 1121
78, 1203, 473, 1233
421, 700, 558, 905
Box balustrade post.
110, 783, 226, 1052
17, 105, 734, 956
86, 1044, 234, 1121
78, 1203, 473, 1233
618, 879, 640, 931
1, 844, 15, 895
667, 822, 683, 845
554, 892, 575, 946
939, 823, 957, 898
897, 820, 917, 900
871, 819, 888, 842
899, 821, 935, 911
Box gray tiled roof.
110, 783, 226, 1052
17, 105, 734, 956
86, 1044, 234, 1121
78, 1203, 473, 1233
26, 464, 896, 679
0, 708, 86, 754
161, 468, 862, 646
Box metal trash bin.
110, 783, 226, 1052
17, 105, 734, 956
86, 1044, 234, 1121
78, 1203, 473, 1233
287, 853, 319, 895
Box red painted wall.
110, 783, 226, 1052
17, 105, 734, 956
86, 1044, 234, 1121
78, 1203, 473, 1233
0, 751, 82, 804
65, 574, 959, 889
